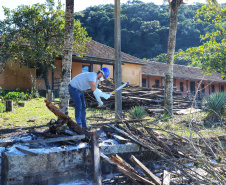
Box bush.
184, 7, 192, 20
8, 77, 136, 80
204, 92, 226, 122
128, 105, 147, 120
3, 92, 30, 103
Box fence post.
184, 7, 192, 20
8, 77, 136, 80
6, 100, 13, 112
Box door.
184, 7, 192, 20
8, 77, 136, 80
190, 81, 195, 94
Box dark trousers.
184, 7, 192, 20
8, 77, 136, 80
68, 85, 87, 129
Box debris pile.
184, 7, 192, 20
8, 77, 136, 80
83, 82, 194, 113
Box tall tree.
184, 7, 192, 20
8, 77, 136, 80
59, 0, 74, 114
163, 0, 219, 116
0, 0, 64, 89
164, 0, 184, 116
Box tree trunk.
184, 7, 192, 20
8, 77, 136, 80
59, 0, 74, 114
164, 0, 181, 116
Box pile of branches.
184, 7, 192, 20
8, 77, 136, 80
83, 81, 192, 110
101, 120, 226, 185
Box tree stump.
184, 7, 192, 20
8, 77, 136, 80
6, 100, 13, 112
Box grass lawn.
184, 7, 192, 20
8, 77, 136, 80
0, 97, 226, 138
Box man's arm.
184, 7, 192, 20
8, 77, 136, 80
90, 81, 96, 92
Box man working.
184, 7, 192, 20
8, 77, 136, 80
68, 67, 111, 129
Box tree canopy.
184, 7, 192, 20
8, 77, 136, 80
75, 2, 216, 60
178, 4, 226, 77
0, 0, 91, 88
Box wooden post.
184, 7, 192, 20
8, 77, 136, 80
148, 76, 150, 88
90, 132, 102, 185
6, 100, 13, 112
114, 0, 122, 120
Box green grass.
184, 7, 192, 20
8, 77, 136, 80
0, 98, 225, 138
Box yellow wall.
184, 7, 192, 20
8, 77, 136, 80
121, 63, 142, 86
0, 62, 35, 91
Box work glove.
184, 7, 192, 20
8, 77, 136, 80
94, 88, 111, 100
93, 88, 103, 106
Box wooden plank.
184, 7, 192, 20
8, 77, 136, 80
162, 170, 170, 185
130, 155, 161, 185
90, 132, 101, 185
175, 108, 202, 115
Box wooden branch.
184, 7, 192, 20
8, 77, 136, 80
100, 153, 139, 185
15, 147, 38, 156
111, 134, 128, 144
130, 155, 161, 185
45, 99, 88, 135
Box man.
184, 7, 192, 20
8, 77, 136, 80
68, 67, 111, 129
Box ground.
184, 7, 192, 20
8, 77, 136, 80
0, 97, 226, 140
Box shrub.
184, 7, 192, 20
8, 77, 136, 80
3, 92, 30, 103
203, 92, 226, 122
128, 105, 147, 120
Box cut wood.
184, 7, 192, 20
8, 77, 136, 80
130, 155, 161, 185
175, 108, 202, 115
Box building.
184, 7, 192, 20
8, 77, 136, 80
0, 40, 225, 97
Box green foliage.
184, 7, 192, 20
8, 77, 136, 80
75, 2, 212, 60
0, 0, 91, 88
0, 102, 5, 113
128, 105, 147, 119
204, 92, 226, 122
3, 92, 30, 102
150, 50, 193, 66
179, 4, 226, 76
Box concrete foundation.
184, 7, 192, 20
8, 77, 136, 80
1, 142, 155, 185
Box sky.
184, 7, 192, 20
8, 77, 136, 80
0, 0, 225, 20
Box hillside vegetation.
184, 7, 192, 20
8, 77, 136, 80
75, 2, 216, 64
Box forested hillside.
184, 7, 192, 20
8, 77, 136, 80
74, 1, 215, 62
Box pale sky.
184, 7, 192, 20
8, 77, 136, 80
0, 0, 225, 20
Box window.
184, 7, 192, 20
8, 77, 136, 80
211, 85, 215, 93
180, 82, 184, 92
155, 80, 159, 88
201, 84, 205, 94
142, 78, 146, 87
221, 86, 224, 92
82, 65, 90, 73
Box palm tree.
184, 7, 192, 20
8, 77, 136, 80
164, 0, 219, 116
59, 0, 74, 114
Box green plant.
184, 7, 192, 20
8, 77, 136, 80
128, 106, 147, 120
0, 101, 5, 113
204, 92, 226, 122
3, 92, 30, 103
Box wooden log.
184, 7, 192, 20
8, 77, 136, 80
44, 99, 88, 135
90, 132, 101, 185
162, 170, 170, 185
6, 100, 13, 112
130, 155, 161, 185
0, 135, 85, 147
